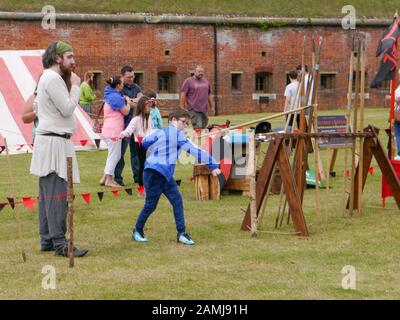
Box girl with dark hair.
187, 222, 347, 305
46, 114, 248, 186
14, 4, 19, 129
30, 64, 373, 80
120, 96, 155, 195
100, 76, 130, 187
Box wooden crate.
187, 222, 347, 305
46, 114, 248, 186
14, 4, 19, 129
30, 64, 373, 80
193, 164, 220, 201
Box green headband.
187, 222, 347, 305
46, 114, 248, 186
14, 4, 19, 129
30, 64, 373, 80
56, 41, 73, 55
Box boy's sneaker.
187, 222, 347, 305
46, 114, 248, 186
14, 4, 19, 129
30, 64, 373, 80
177, 232, 195, 245
132, 229, 148, 242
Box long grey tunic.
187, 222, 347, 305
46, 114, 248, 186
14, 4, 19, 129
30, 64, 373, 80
30, 69, 81, 183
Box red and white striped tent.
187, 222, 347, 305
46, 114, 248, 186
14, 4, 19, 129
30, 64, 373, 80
0, 49, 105, 155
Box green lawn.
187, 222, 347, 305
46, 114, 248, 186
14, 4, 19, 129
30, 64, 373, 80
0, 0, 398, 18
0, 108, 399, 299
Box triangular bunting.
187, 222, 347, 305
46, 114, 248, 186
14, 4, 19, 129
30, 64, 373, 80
0, 203, 7, 212
111, 190, 119, 197
97, 192, 104, 202
7, 197, 15, 209
94, 139, 101, 149
80, 139, 88, 146
0, 146, 5, 154
16, 144, 24, 151
22, 197, 36, 210
111, 137, 117, 142
368, 166, 374, 175
125, 188, 133, 196
81, 193, 91, 205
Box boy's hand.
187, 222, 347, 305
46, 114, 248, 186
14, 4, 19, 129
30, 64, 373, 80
211, 168, 221, 176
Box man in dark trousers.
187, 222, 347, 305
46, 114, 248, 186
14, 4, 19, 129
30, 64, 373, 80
114, 65, 143, 186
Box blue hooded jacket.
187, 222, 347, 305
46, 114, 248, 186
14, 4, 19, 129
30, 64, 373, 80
103, 86, 125, 111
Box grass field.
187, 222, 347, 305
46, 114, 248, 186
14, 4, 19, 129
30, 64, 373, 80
0, 0, 398, 18
0, 108, 399, 300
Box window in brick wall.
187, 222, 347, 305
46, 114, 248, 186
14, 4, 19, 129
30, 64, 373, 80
134, 72, 144, 88
90, 71, 102, 91
231, 72, 242, 92
255, 72, 273, 93
320, 72, 336, 90
158, 72, 176, 93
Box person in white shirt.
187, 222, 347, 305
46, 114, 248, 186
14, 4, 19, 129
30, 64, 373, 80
30, 41, 88, 257
120, 96, 155, 195
284, 70, 300, 130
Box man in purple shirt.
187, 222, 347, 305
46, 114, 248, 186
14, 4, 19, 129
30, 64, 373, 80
179, 65, 214, 129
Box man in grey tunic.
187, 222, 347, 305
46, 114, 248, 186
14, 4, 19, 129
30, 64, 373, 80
30, 41, 88, 257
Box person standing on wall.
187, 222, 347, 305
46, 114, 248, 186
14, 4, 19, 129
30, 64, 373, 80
114, 65, 143, 186
179, 65, 214, 129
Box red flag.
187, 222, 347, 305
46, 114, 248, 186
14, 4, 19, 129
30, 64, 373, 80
111, 190, 119, 197
370, 17, 400, 88
345, 169, 350, 177
368, 166, 374, 175
137, 135, 143, 147
111, 137, 117, 142
81, 193, 91, 205
80, 140, 88, 146
22, 197, 36, 210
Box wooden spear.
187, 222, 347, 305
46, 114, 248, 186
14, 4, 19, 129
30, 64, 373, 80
349, 35, 362, 216
67, 157, 74, 268
342, 48, 355, 216
4, 138, 26, 262
249, 130, 257, 237
358, 37, 366, 214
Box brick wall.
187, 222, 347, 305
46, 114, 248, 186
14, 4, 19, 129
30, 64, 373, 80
0, 20, 391, 115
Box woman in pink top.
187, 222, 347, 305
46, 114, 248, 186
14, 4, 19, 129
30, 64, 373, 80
120, 96, 155, 195
100, 76, 130, 187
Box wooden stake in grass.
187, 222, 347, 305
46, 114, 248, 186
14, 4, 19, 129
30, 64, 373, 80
342, 49, 354, 216
249, 130, 257, 238
4, 138, 26, 262
349, 36, 362, 216
67, 157, 74, 268
358, 39, 366, 215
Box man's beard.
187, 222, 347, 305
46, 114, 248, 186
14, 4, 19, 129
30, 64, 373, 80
60, 63, 73, 92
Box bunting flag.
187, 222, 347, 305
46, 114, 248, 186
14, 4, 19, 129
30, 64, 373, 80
0, 203, 6, 212
368, 166, 374, 175
97, 192, 104, 202
345, 169, 350, 177
7, 197, 15, 209
370, 17, 400, 88
0, 146, 5, 154
124, 188, 133, 196
94, 139, 101, 149
22, 197, 36, 210
80, 139, 88, 146
137, 135, 143, 147
111, 190, 119, 197
81, 193, 91, 205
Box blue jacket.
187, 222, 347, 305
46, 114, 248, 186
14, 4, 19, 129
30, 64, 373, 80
143, 124, 219, 182
103, 86, 125, 111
